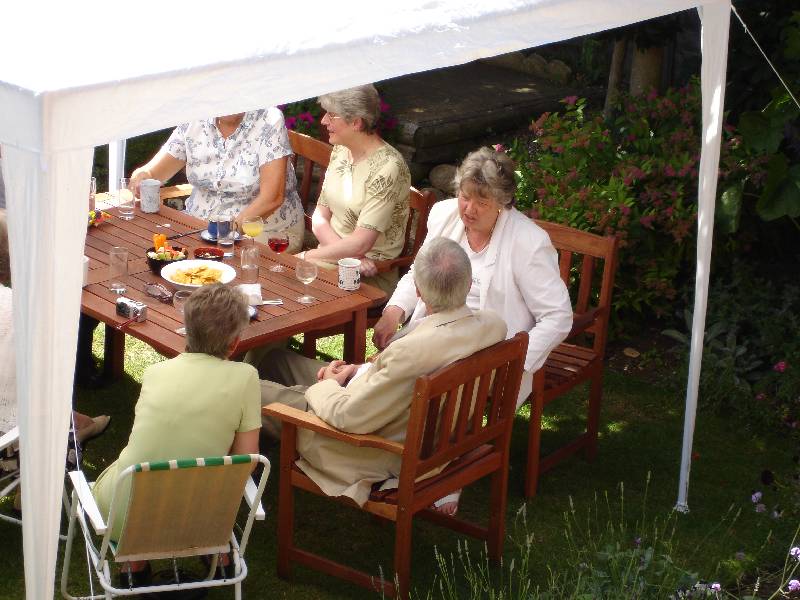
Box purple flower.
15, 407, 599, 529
563, 95, 578, 106
755, 503, 766, 513
285, 116, 297, 130
620, 206, 631, 216
379, 99, 390, 113
298, 112, 315, 124
751, 491, 762, 503
633, 537, 642, 547
711, 582, 721, 592
774, 361, 787, 373
788, 579, 800, 592
790, 547, 800, 561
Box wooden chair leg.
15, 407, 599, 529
524, 393, 544, 499
394, 513, 413, 600
585, 370, 603, 461
277, 426, 298, 579
486, 467, 507, 562
104, 325, 125, 379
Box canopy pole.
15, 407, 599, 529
108, 140, 126, 191
676, 1, 731, 513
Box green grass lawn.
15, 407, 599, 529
0, 332, 796, 599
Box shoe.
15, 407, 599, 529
76, 416, 111, 444
116, 562, 152, 589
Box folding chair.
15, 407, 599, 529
0, 426, 20, 528
61, 454, 270, 599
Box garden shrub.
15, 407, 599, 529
508, 80, 766, 320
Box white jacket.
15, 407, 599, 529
387, 199, 573, 379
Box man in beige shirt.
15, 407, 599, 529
260, 237, 507, 506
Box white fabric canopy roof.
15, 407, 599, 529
0, 0, 729, 596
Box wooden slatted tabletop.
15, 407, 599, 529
83, 203, 386, 376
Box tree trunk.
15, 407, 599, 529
603, 38, 627, 120
629, 43, 664, 96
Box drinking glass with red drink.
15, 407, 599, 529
268, 231, 290, 272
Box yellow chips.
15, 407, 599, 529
172, 264, 223, 285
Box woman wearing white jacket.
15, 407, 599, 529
374, 147, 573, 414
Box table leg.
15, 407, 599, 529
103, 324, 126, 379
343, 309, 367, 364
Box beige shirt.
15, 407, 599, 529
317, 142, 410, 293
296, 306, 507, 506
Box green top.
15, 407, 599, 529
318, 142, 410, 294
92, 353, 261, 539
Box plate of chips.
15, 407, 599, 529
161, 259, 236, 290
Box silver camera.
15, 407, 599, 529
115, 297, 148, 322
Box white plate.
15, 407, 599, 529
200, 230, 242, 243
161, 259, 236, 290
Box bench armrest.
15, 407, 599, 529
263, 403, 404, 455
68, 470, 107, 535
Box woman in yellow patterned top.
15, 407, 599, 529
300, 84, 411, 295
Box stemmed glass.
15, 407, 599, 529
295, 260, 318, 304
267, 231, 290, 272
173, 290, 192, 334
241, 216, 264, 246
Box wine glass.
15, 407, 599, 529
267, 231, 290, 272
295, 260, 318, 304
241, 216, 264, 246
173, 290, 192, 334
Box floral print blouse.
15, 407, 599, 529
163, 108, 303, 233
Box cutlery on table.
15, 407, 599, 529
166, 227, 206, 240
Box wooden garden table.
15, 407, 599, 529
82, 203, 386, 377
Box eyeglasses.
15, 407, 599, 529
145, 283, 173, 304
324, 112, 344, 122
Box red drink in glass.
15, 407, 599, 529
268, 238, 289, 253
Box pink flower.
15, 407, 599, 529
492, 144, 507, 153
553, 145, 564, 154
774, 361, 787, 373
379, 99, 390, 113
665, 165, 676, 177
285, 116, 297, 129
620, 206, 631, 216
755, 393, 766, 401
382, 117, 398, 130
664, 207, 674, 218
646, 89, 658, 101
639, 215, 655, 229
298, 112, 315, 124
563, 95, 578, 106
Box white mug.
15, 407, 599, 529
337, 258, 361, 290
139, 178, 161, 213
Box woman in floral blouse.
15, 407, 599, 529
130, 108, 305, 253
299, 84, 411, 295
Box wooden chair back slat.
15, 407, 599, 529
401, 334, 527, 483
453, 377, 476, 443
575, 254, 595, 315
558, 250, 572, 284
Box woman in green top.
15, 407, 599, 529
300, 84, 411, 295
92, 284, 261, 582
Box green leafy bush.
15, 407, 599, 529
508, 81, 765, 319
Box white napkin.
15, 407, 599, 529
236, 283, 262, 306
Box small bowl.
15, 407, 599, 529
193, 246, 224, 261
146, 246, 188, 274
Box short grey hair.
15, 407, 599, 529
454, 147, 517, 208
0, 209, 9, 287
319, 84, 381, 134
184, 284, 249, 358
415, 237, 472, 313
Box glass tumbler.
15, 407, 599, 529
240, 245, 260, 284
108, 247, 128, 294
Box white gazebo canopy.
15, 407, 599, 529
0, 1, 730, 596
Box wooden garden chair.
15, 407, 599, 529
524, 220, 619, 498
264, 332, 528, 599
60, 454, 270, 600
301, 187, 437, 358
287, 129, 333, 229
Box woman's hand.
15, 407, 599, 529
372, 305, 405, 350
129, 168, 152, 198
359, 257, 377, 278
